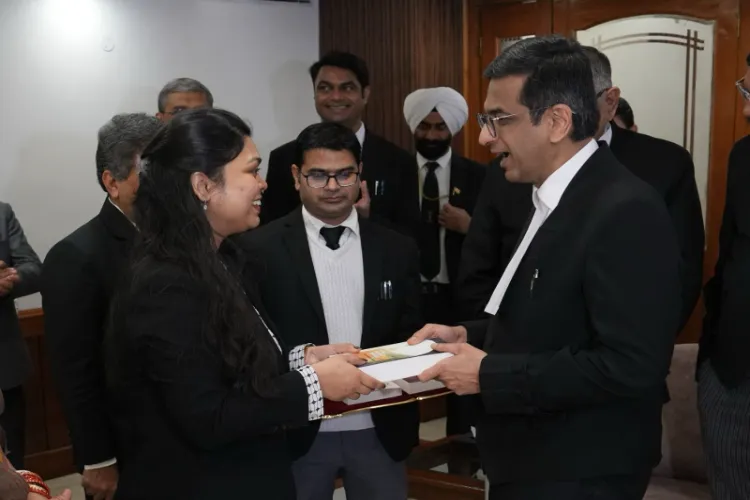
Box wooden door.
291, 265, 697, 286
465, 0, 741, 343
556, 0, 740, 342
463, 0, 553, 163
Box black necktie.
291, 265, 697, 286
597, 140, 608, 148
320, 226, 346, 250
420, 162, 441, 280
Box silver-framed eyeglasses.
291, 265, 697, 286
301, 168, 360, 189
736, 79, 750, 101
476, 112, 522, 138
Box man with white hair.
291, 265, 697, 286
404, 87, 485, 436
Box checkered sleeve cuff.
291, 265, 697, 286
289, 343, 314, 371
297, 365, 324, 421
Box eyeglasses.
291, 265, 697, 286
477, 107, 561, 138
736, 79, 750, 101
301, 169, 360, 189
476, 112, 524, 139
596, 87, 611, 99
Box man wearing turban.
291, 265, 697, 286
403, 87, 486, 437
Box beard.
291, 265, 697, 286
415, 137, 452, 161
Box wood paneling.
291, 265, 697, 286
18, 308, 75, 479
319, 0, 464, 154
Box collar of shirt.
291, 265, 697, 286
417, 148, 452, 171
533, 139, 598, 216
355, 123, 365, 147
301, 205, 360, 243
600, 122, 613, 145
108, 197, 136, 227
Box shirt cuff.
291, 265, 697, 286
84, 458, 117, 470
289, 343, 314, 371
296, 365, 324, 421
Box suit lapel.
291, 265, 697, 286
360, 218, 383, 348
448, 153, 468, 208
282, 210, 326, 325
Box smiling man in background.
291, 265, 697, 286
261, 51, 419, 237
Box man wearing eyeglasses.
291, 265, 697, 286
155, 77, 214, 123
237, 122, 421, 500
410, 35, 681, 500
260, 51, 420, 239
457, 45, 704, 335
698, 58, 750, 500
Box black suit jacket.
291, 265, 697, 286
0, 202, 42, 390
41, 199, 134, 469
464, 146, 681, 484
104, 259, 308, 500
700, 135, 750, 387
440, 154, 486, 288
238, 209, 422, 461
261, 130, 420, 237
457, 126, 704, 328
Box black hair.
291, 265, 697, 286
615, 97, 636, 129
483, 35, 600, 141
294, 122, 362, 169
309, 51, 370, 94
112, 108, 279, 396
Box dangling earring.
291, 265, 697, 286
202, 201, 208, 211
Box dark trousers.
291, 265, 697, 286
0, 386, 25, 469
489, 471, 651, 500
292, 429, 407, 500
698, 360, 750, 500
421, 283, 472, 436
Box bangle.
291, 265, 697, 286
16, 470, 51, 498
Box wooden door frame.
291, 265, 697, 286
553, 0, 740, 287
462, 0, 555, 162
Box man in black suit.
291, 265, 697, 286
411, 36, 682, 500
239, 122, 421, 500
457, 45, 704, 331
42, 113, 161, 500
0, 201, 42, 468
697, 58, 750, 500
260, 51, 419, 237
403, 86, 485, 436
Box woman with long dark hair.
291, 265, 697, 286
107, 108, 382, 499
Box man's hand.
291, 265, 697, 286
313, 355, 384, 401
81, 464, 118, 500
408, 323, 467, 345
305, 343, 362, 365
0, 261, 19, 297
354, 180, 371, 219
418, 343, 487, 395
438, 203, 471, 234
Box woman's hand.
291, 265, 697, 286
28, 489, 72, 500
305, 343, 362, 365
313, 356, 384, 401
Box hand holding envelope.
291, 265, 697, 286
408, 323, 487, 396
309, 343, 385, 402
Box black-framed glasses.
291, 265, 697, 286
301, 169, 360, 189
596, 87, 611, 99
737, 79, 750, 101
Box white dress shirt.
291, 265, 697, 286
484, 140, 599, 315
600, 123, 613, 146
301, 206, 374, 431
417, 149, 452, 284
355, 122, 365, 146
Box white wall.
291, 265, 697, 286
0, 0, 320, 308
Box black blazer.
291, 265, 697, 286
104, 259, 311, 500
261, 130, 420, 237
0, 202, 42, 390
238, 209, 422, 462
700, 135, 750, 387
41, 199, 134, 469
440, 153, 486, 288
464, 147, 681, 484
457, 127, 705, 328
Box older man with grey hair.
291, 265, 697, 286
156, 77, 213, 122
42, 113, 161, 500
582, 46, 704, 332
